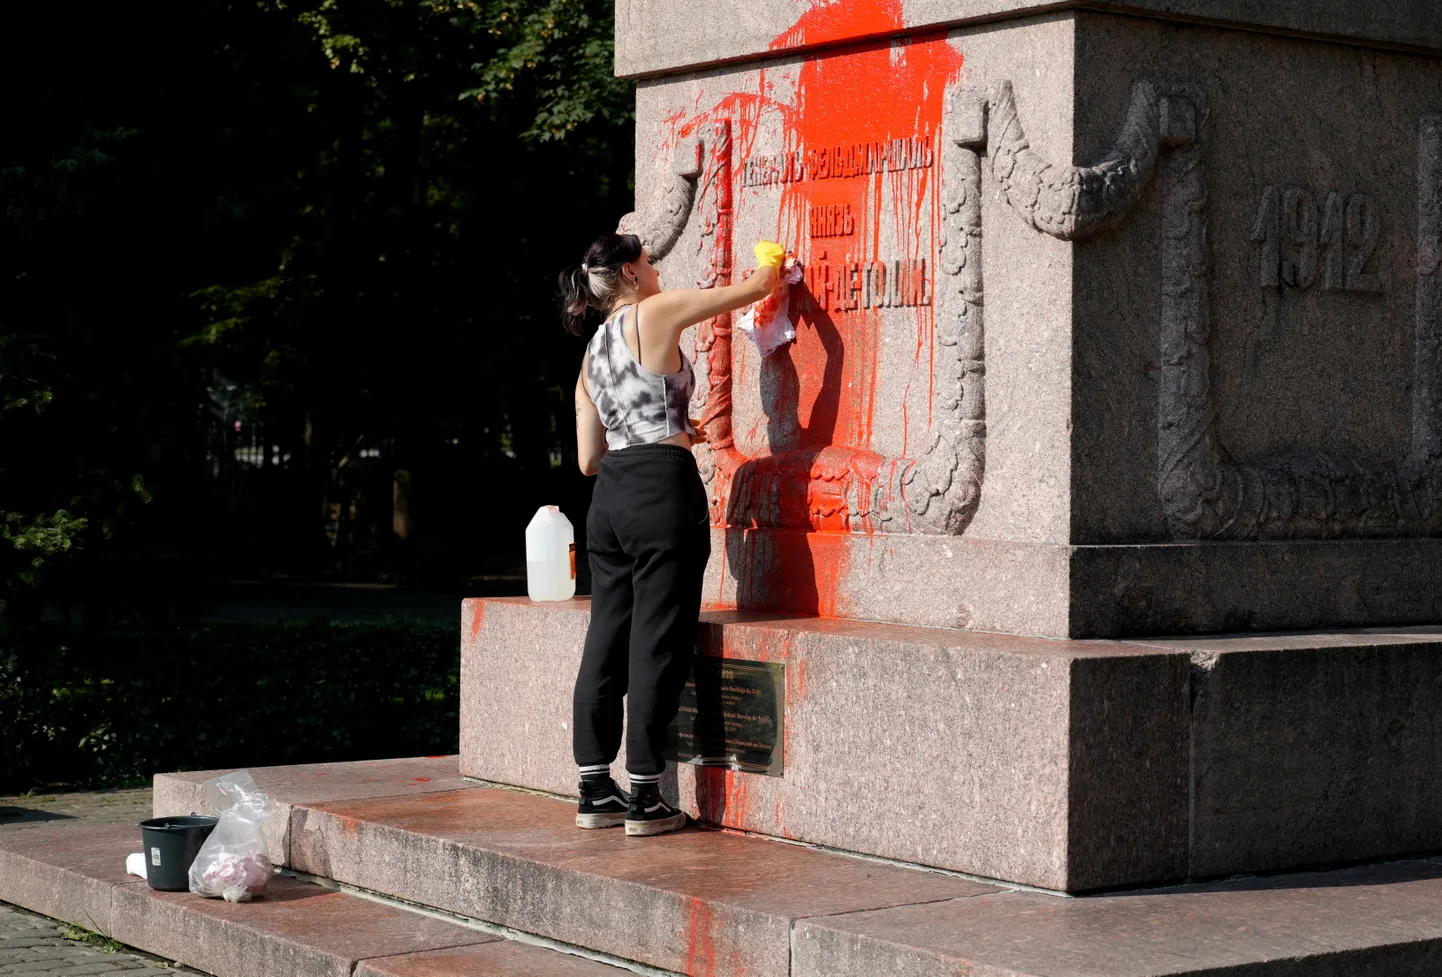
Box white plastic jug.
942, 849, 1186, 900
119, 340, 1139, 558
525, 505, 576, 601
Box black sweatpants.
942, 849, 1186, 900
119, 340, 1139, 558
573, 443, 711, 777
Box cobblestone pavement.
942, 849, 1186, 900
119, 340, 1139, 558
0, 789, 153, 833
0, 788, 207, 976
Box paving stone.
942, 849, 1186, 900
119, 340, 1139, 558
0, 902, 204, 977
0, 792, 152, 834
793, 860, 1442, 976
289, 786, 994, 977
354, 942, 628, 977
0, 790, 209, 977
109, 874, 489, 977
152, 757, 470, 868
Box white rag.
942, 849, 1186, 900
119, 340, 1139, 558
737, 260, 804, 356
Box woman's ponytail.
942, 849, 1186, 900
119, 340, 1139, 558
559, 266, 593, 336
556, 232, 644, 334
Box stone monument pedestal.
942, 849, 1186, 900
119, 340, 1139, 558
462, 597, 1442, 892
449, 0, 1442, 902
607, 4, 1442, 639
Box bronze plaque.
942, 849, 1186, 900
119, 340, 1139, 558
666, 657, 784, 776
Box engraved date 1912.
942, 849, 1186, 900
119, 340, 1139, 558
1249, 185, 1382, 293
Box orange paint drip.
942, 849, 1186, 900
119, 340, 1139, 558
768, 18, 962, 465
467, 599, 485, 639
685, 896, 717, 977
768, 0, 907, 54
693, 763, 754, 831
685, 3, 963, 618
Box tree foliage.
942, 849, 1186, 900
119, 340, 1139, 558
0, 0, 633, 623
1, 619, 460, 792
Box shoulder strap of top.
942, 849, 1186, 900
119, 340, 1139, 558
629, 304, 643, 372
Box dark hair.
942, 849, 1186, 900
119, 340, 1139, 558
558, 232, 644, 335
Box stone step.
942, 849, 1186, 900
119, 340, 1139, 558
285, 784, 987, 977
794, 860, 1442, 976
153, 758, 1442, 977
462, 597, 1442, 891
152, 755, 471, 870
153, 757, 988, 976
0, 822, 628, 977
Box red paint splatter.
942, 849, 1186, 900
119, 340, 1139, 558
769, 0, 909, 54
684, 2, 963, 619
412, 777, 432, 783
467, 598, 485, 639
685, 897, 717, 977
693, 760, 754, 830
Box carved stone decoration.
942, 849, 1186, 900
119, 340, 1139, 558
638, 81, 1442, 545
617, 136, 703, 260
1155, 112, 1442, 539
870, 89, 988, 533
687, 81, 1196, 536
690, 120, 740, 504
988, 79, 1191, 240
687, 99, 990, 536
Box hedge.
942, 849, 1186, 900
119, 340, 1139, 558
0, 619, 459, 793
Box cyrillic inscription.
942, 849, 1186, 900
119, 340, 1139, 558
810, 203, 856, 238
1250, 185, 1382, 293
741, 137, 934, 187
799, 255, 930, 310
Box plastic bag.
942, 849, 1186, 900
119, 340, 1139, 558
737, 258, 804, 356
187, 771, 278, 903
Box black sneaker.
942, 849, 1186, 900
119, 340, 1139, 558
624, 784, 687, 837
576, 778, 630, 829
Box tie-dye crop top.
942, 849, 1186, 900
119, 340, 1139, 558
585, 304, 696, 450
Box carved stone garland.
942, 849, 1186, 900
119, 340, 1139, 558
1157, 112, 1442, 539
618, 137, 703, 261
626, 81, 1201, 535
622, 84, 1442, 542
893, 78, 1197, 533
966, 81, 1442, 541
987, 79, 1181, 240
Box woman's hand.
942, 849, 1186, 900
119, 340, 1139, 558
754, 240, 786, 274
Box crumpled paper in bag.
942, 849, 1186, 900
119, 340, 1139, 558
737, 259, 804, 356
187, 770, 279, 903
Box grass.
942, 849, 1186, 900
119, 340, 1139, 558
58, 922, 125, 953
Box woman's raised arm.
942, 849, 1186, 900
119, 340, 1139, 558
638, 266, 777, 337
636, 241, 785, 343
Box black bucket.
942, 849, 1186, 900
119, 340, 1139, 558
138, 816, 217, 891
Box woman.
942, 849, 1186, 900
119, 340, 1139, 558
559, 232, 784, 836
